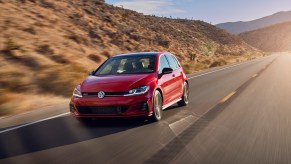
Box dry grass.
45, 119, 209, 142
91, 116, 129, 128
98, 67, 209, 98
209, 59, 227, 68
0, 91, 68, 116
183, 62, 208, 74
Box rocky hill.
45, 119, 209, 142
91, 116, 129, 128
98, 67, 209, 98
239, 21, 291, 52
0, 0, 262, 116
217, 11, 291, 34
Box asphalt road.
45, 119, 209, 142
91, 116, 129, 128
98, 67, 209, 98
1, 53, 291, 164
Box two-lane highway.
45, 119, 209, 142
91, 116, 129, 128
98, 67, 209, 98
1, 53, 291, 163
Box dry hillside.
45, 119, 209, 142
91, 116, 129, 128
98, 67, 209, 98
0, 0, 262, 116
239, 21, 291, 52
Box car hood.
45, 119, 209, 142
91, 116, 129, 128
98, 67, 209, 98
80, 74, 156, 92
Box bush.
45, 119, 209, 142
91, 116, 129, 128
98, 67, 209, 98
101, 51, 111, 58
23, 27, 36, 35
0, 71, 30, 92
36, 44, 54, 55
50, 55, 70, 64
67, 32, 87, 44
189, 52, 196, 61
182, 62, 208, 74
203, 40, 215, 56
209, 59, 227, 68
182, 64, 191, 74
2, 39, 21, 55
39, 0, 55, 9
87, 54, 102, 63
36, 65, 87, 97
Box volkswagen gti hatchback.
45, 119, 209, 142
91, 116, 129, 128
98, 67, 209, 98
70, 52, 189, 121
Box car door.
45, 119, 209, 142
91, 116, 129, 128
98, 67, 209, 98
165, 54, 184, 101
157, 55, 175, 105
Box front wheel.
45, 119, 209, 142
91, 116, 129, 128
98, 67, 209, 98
178, 82, 189, 106
151, 90, 163, 121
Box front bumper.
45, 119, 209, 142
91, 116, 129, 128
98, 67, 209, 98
70, 94, 153, 118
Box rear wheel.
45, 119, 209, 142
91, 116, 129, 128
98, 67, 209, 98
151, 90, 163, 121
178, 82, 189, 106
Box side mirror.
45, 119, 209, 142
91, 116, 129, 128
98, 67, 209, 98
88, 70, 95, 76
162, 68, 173, 74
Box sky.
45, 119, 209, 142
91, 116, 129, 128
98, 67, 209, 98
105, 0, 291, 24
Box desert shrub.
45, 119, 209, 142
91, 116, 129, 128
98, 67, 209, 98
88, 29, 101, 39
130, 34, 142, 41
101, 51, 111, 58
189, 52, 196, 61
87, 54, 102, 63
36, 45, 69, 64
67, 32, 87, 44
209, 59, 227, 68
23, 27, 36, 35
203, 40, 215, 56
20, 56, 40, 68
201, 59, 211, 65
0, 71, 30, 92
182, 62, 208, 74
50, 55, 70, 64
39, 0, 55, 9
157, 40, 170, 48
182, 64, 191, 74
36, 44, 54, 55
0, 91, 15, 116
2, 39, 21, 55
36, 65, 87, 97
8, 55, 40, 69
0, 90, 12, 105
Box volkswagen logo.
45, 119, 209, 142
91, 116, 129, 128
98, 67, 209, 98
98, 91, 105, 99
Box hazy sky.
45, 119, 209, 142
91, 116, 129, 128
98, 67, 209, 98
105, 0, 291, 24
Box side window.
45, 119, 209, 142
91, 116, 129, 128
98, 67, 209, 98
158, 55, 170, 74
171, 55, 181, 68
166, 54, 179, 69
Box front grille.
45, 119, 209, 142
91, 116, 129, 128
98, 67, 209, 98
76, 106, 128, 114
82, 92, 126, 97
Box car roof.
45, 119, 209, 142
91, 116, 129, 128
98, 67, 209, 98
113, 52, 167, 57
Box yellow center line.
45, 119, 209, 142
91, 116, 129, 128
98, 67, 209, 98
220, 91, 236, 103
252, 74, 258, 78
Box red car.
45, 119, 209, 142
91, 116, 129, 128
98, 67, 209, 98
70, 52, 189, 121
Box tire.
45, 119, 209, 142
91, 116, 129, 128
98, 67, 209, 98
151, 90, 163, 121
178, 82, 189, 106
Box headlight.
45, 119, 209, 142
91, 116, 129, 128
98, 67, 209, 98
73, 86, 82, 98
124, 86, 149, 96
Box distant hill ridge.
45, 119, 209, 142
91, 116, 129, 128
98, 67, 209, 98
239, 21, 291, 52
216, 10, 291, 34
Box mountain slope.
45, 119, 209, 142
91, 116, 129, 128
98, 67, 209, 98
0, 0, 262, 116
239, 21, 291, 52
217, 11, 291, 34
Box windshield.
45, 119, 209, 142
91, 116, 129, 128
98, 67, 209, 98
95, 55, 156, 75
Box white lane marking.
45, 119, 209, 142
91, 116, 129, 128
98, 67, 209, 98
188, 62, 246, 79
169, 115, 197, 136
187, 56, 272, 79
0, 112, 70, 134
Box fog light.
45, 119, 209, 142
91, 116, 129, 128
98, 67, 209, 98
70, 104, 75, 112
140, 102, 149, 111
